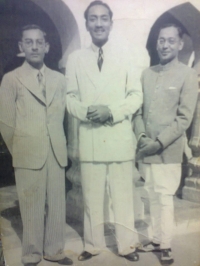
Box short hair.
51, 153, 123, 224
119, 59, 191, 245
84, 1, 113, 20
158, 23, 184, 39
20, 24, 47, 41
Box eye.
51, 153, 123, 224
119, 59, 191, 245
102, 16, 109, 21
37, 40, 45, 47
158, 39, 164, 44
169, 39, 175, 44
88, 17, 96, 22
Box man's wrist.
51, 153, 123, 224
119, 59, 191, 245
138, 133, 146, 142
156, 138, 163, 150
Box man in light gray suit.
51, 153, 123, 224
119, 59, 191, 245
66, 1, 142, 262
0, 25, 72, 266
134, 23, 198, 265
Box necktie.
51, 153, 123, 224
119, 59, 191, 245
38, 71, 46, 98
97, 47, 103, 71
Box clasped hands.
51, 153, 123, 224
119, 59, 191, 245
136, 136, 162, 161
87, 105, 112, 124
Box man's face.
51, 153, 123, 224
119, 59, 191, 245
86, 5, 113, 47
157, 26, 184, 64
18, 29, 49, 68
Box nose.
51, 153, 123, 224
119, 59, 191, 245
32, 41, 38, 50
163, 40, 169, 49
96, 18, 102, 27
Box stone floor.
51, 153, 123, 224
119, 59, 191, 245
0, 185, 200, 266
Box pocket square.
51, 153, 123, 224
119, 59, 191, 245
168, 86, 177, 90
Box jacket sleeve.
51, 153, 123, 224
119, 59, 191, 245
157, 68, 199, 148
132, 71, 146, 139
65, 53, 89, 122
0, 73, 17, 155
108, 60, 143, 124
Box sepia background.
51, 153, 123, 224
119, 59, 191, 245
0, 0, 200, 265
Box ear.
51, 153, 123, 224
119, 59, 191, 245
85, 21, 89, 32
18, 41, 23, 53
179, 39, 184, 51
45, 42, 50, 54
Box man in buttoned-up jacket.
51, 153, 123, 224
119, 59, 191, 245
66, 1, 142, 262
0, 25, 72, 266
134, 24, 198, 264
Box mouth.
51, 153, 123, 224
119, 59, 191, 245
31, 54, 40, 57
94, 29, 105, 34
161, 52, 170, 56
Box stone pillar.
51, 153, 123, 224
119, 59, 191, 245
183, 73, 200, 203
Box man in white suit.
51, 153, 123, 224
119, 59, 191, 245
0, 25, 72, 265
66, 1, 143, 262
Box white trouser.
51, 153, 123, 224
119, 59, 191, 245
81, 161, 138, 255
139, 163, 181, 249
15, 144, 66, 264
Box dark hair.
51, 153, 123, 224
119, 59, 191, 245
84, 1, 113, 20
158, 23, 184, 38
20, 24, 47, 41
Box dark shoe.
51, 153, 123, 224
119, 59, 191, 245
44, 257, 73, 265
24, 264, 38, 266
123, 251, 139, 261
137, 241, 160, 252
57, 257, 73, 265
160, 249, 174, 265
78, 251, 92, 261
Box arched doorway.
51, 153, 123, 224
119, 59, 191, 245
0, 0, 80, 187
0, 0, 80, 80
146, 2, 200, 68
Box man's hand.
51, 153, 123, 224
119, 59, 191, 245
137, 136, 155, 149
87, 105, 111, 123
136, 140, 162, 161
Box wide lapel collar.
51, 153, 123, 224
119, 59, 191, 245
45, 67, 58, 107
99, 42, 119, 87
17, 61, 46, 104
80, 46, 101, 89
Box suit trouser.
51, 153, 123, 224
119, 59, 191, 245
139, 163, 181, 249
15, 144, 66, 264
81, 161, 138, 256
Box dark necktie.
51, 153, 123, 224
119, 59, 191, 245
97, 47, 103, 71
38, 71, 46, 98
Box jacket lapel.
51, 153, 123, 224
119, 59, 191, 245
17, 62, 46, 104
80, 48, 101, 89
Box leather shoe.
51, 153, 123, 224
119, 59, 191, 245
24, 264, 38, 266
57, 257, 73, 265
78, 251, 92, 261
44, 257, 73, 265
123, 251, 139, 261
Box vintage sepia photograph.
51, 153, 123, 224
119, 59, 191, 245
0, 0, 200, 265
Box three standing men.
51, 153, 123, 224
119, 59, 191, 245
135, 24, 198, 264
0, 25, 73, 265
66, 0, 142, 262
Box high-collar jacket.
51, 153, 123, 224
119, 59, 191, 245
134, 59, 198, 164
0, 61, 67, 169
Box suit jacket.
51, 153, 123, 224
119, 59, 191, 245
66, 43, 143, 162
0, 61, 68, 169
134, 59, 198, 164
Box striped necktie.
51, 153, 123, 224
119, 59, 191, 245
97, 47, 103, 71
38, 71, 46, 98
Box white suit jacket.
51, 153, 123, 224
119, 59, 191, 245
66, 43, 143, 162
